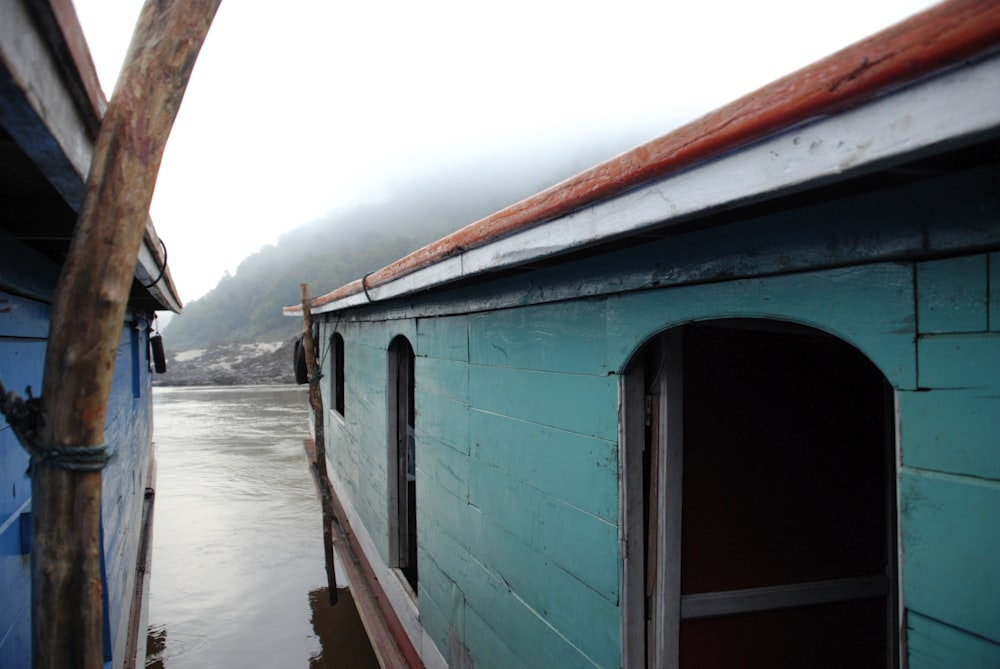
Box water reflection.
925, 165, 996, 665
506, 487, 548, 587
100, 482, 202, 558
146, 386, 376, 667
308, 588, 380, 669
145, 625, 167, 669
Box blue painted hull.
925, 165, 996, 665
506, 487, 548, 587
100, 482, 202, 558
1, 246, 159, 668
1, 3, 179, 664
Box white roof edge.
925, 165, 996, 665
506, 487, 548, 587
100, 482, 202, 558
311, 52, 1000, 316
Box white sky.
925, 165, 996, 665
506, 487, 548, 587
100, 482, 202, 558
73, 0, 938, 303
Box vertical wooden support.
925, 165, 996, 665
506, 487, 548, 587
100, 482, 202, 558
656, 328, 684, 668
32, 2, 220, 667
301, 284, 339, 604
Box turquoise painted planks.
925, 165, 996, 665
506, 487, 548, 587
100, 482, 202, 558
991, 253, 1000, 333
907, 611, 1000, 669
416, 356, 469, 404
917, 333, 1000, 389
605, 262, 918, 388
416, 315, 469, 362
467, 460, 619, 603
415, 570, 455, 663
463, 605, 531, 669
900, 468, 1000, 644
468, 364, 618, 441
917, 256, 989, 334
418, 432, 469, 503
469, 409, 617, 522
445, 530, 606, 669
464, 510, 620, 668
416, 393, 470, 454
469, 299, 609, 374
900, 388, 1000, 480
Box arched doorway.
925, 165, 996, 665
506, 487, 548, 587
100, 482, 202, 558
621, 320, 898, 668
388, 335, 417, 594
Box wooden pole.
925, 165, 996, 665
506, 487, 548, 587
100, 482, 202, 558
32, 2, 220, 667
301, 284, 339, 605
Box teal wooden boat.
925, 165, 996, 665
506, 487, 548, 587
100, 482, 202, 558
288, 1, 1000, 666
0, 1, 181, 665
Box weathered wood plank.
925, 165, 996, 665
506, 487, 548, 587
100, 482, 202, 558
990, 252, 1000, 333
416, 395, 469, 456
607, 262, 917, 387
917, 256, 989, 334
899, 388, 1000, 480
0, 293, 52, 341
467, 511, 620, 668
443, 526, 604, 669
0, 233, 60, 305
907, 611, 1000, 669
469, 410, 617, 523
415, 579, 452, 663
416, 357, 470, 405
416, 315, 469, 362
460, 585, 530, 669
466, 459, 618, 603
0, 337, 44, 664
900, 468, 1000, 644
468, 365, 618, 441
469, 299, 609, 374
917, 333, 1000, 388
418, 431, 470, 504
100, 326, 155, 663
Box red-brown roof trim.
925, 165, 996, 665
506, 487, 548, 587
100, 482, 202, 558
309, 0, 1000, 310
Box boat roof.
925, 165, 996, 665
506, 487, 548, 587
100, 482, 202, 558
0, 0, 182, 312
290, 0, 1000, 317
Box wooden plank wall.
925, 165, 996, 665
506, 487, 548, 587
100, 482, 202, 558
321, 167, 1000, 667
0, 291, 47, 666
899, 253, 1000, 666
102, 318, 156, 666
1, 273, 155, 667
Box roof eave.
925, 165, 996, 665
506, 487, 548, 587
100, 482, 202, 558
285, 0, 1000, 318
1, 0, 183, 313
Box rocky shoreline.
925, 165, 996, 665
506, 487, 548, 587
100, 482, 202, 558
154, 337, 298, 386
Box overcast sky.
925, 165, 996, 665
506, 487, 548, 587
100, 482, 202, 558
73, 0, 938, 303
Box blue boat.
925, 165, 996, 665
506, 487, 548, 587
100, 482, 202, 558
289, 1, 1000, 667
1, 2, 181, 666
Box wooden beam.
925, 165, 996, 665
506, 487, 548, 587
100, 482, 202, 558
302, 284, 339, 604
31, 2, 220, 667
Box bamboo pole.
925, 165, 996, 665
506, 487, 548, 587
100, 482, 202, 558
301, 284, 339, 605
31, 2, 220, 667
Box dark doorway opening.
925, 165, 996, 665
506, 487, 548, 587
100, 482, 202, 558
388, 336, 417, 593
629, 320, 897, 668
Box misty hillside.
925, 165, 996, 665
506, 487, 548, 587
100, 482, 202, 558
162, 132, 653, 351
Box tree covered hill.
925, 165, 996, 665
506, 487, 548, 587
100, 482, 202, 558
161, 132, 655, 351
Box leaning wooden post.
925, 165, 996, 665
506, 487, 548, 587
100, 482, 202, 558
301, 284, 339, 604
31, 2, 220, 667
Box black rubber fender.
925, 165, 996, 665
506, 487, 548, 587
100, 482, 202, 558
294, 335, 309, 384
150, 333, 167, 373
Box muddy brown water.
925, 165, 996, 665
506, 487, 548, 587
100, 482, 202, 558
145, 385, 378, 668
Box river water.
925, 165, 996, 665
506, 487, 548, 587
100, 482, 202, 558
145, 385, 378, 668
